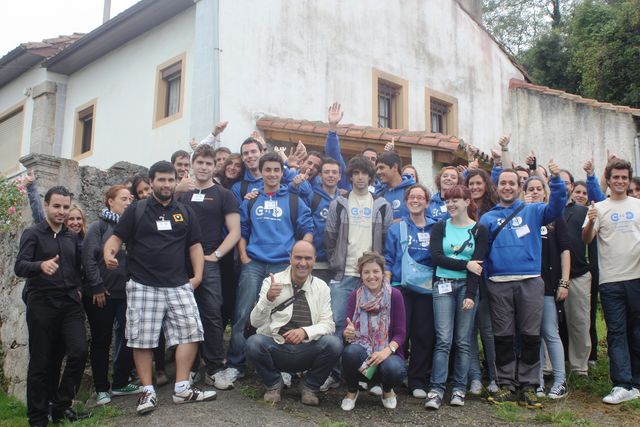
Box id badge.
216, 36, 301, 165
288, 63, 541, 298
440, 205, 448, 213
515, 224, 531, 238
417, 232, 430, 244
191, 193, 205, 202
438, 281, 452, 294
156, 220, 172, 231
264, 200, 277, 210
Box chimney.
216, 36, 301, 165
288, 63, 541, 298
103, 0, 111, 23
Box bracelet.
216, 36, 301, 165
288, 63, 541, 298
558, 279, 570, 289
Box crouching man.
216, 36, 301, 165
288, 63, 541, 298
246, 240, 343, 405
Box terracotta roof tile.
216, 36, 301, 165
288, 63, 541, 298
509, 79, 640, 117
256, 116, 458, 152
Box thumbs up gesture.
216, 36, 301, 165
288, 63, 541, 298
175, 173, 195, 193
343, 317, 357, 342
587, 201, 598, 223
41, 254, 60, 276
104, 247, 119, 270
266, 273, 283, 302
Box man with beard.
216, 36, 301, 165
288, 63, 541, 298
103, 161, 216, 414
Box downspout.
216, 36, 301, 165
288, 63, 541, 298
634, 132, 640, 175
212, 0, 220, 142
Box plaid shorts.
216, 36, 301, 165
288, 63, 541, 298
125, 279, 204, 348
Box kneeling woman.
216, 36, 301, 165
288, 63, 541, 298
341, 252, 407, 411
425, 185, 488, 409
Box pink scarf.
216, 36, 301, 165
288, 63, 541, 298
352, 282, 392, 355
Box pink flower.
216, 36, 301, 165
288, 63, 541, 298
17, 185, 25, 192
8, 207, 16, 215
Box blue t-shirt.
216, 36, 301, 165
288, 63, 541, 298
436, 220, 476, 279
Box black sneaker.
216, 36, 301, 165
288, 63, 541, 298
50, 407, 91, 423
519, 387, 544, 409
487, 386, 517, 404
424, 391, 442, 410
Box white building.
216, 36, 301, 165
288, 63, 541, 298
1, 0, 638, 186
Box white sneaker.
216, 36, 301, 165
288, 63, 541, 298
602, 386, 640, 404
172, 385, 217, 404
369, 385, 383, 396
358, 381, 369, 390
341, 391, 358, 411
412, 388, 427, 399
281, 372, 292, 389
96, 391, 111, 405
212, 368, 242, 390
487, 380, 499, 394
469, 379, 482, 395
136, 390, 157, 415
320, 376, 339, 392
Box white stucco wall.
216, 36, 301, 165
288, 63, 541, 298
217, 0, 525, 154
60, 7, 196, 170
506, 89, 639, 178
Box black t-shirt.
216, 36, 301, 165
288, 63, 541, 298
178, 184, 239, 253
114, 197, 202, 288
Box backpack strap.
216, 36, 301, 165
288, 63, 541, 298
240, 180, 249, 199
289, 193, 298, 237
310, 193, 323, 213
399, 220, 409, 255
492, 203, 525, 240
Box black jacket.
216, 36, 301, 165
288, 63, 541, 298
430, 220, 489, 301
15, 221, 83, 301
541, 218, 571, 295
82, 218, 127, 299
563, 202, 596, 278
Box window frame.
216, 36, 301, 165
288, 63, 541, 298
372, 68, 408, 129
425, 87, 458, 136
153, 53, 186, 128
72, 99, 97, 161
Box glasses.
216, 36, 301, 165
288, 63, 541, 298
407, 196, 427, 201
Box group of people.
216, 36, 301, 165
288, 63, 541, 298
14, 102, 640, 426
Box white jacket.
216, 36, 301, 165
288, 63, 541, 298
250, 267, 335, 344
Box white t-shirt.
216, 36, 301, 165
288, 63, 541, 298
344, 192, 374, 277
583, 196, 640, 284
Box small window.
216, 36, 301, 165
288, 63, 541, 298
430, 100, 449, 134
372, 69, 408, 129
153, 53, 186, 128
73, 100, 97, 159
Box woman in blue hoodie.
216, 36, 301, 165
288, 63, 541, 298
384, 184, 436, 398
428, 166, 463, 221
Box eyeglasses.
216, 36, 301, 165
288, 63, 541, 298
407, 196, 427, 201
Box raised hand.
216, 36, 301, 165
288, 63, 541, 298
583, 159, 595, 177
498, 133, 511, 148
587, 201, 597, 223
525, 150, 536, 167
175, 174, 195, 193
213, 121, 228, 136
24, 169, 36, 187
41, 254, 59, 276
343, 317, 357, 343
189, 138, 198, 150
266, 273, 283, 302
384, 137, 395, 152
328, 102, 344, 130
548, 159, 560, 177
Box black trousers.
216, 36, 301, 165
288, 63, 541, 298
83, 296, 133, 392
219, 251, 239, 330
403, 290, 435, 391
26, 293, 87, 426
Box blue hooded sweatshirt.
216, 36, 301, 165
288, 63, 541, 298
374, 175, 416, 219
307, 183, 339, 262
586, 175, 606, 203
384, 215, 436, 285
479, 175, 567, 277
232, 168, 300, 204
240, 186, 314, 263
427, 192, 449, 222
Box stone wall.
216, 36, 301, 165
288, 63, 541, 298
0, 154, 146, 401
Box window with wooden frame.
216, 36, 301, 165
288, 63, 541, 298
0, 103, 25, 175
372, 69, 408, 129
425, 87, 458, 136
73, 99, 97, 160
153, 53, 186, 128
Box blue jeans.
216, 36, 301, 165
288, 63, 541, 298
342, 344, 406, 393
328, 275, 361, 380
226, 260, 289, 372
430, 280, 477, 394
468, 296, 497, 383
599, 279, 640, 389
193, 261, 224, 374
246, 334, 343, 391
539, 296, 566, 387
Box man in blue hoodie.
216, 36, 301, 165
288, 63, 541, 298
217, 153, 314, 390
231, 137, 266, 203
308, 158, 341, 283
375, 151, 415, 220
480, 161, 566, 408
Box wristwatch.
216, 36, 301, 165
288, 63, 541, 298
214, 250, 223, 259
388, 343, 397, 354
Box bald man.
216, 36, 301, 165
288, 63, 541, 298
245, 241, 342, 406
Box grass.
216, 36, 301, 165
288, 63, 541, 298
239, 384, 261, 400
0, 389, 123, 427
492, 402, 526, 423
534, 409, 592, 425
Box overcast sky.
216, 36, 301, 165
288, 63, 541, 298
0, 0, 139, 57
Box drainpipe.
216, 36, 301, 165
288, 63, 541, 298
635, 132, 640, 175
